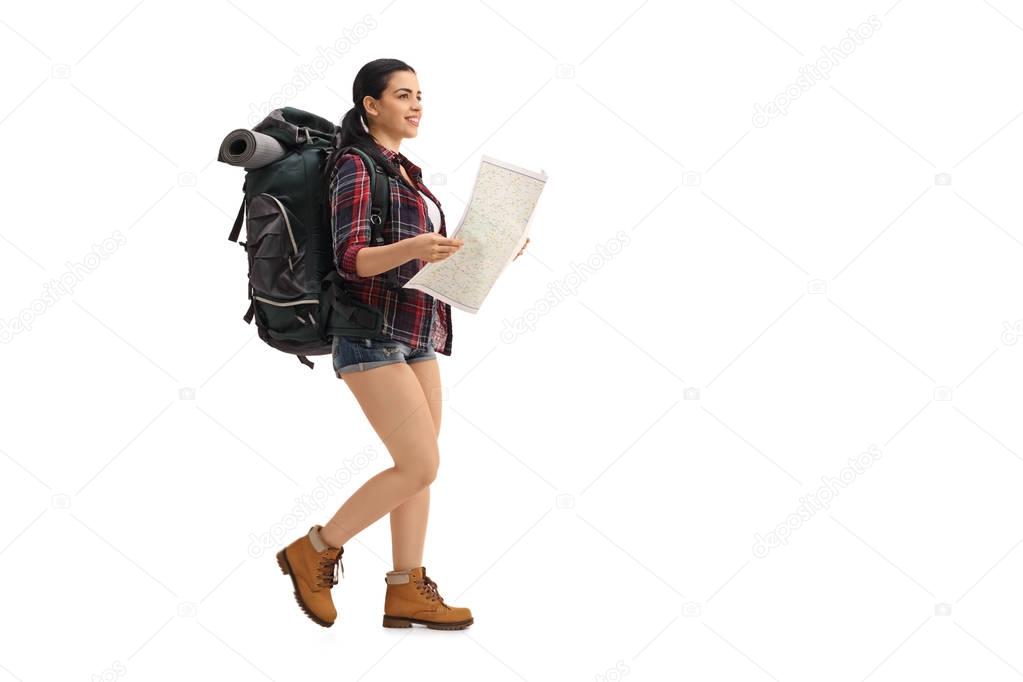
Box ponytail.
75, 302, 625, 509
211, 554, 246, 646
338, 105, 372, 149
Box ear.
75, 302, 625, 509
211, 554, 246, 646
362, 95, 378, 117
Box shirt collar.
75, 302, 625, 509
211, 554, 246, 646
373, 140, 422, 182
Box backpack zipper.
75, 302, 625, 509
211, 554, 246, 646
253, 295, 318, 306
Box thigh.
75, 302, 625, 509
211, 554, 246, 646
409, 358, 442, 437
341, 362, 438, 470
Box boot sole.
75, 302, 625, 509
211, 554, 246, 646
277, 549, 335, 628
382, 614, 474, 630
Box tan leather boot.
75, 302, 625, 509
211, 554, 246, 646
276, 525, 344, 627
382, 566, 474, 630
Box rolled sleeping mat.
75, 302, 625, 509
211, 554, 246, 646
218, 129, 287, 169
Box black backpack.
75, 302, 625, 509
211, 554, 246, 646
223, 107, 400, 369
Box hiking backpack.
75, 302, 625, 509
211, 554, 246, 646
223, 107, 401, 369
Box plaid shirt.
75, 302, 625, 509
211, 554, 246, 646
330, 141, 452, 355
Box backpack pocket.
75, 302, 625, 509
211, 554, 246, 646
252, 294, 323, 343
246, 193, 304, 298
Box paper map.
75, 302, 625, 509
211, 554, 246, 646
403, 155, 548, 313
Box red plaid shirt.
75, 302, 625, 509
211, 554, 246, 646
329, 141, 452, 355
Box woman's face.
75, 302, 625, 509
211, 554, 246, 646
364, 70, 422, 140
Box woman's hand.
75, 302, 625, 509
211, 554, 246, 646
513, 237, 530, 261
405, 233, 464, 264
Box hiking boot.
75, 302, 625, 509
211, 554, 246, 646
382, 566, 474, 630
276, 525, 344, 627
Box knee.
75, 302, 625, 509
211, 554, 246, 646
400, 457, 438, 490
417, 458, 439, 488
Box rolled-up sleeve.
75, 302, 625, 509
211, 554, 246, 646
330, 154, 373, 281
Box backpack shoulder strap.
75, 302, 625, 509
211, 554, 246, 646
335, 146, 399, 291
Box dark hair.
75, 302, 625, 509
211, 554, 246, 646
336, 58, 416, 174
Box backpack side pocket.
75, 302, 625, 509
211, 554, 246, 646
246, 193, 305, 299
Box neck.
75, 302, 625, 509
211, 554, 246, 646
369, 130, 401, 155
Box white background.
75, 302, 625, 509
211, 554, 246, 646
2, 1, 1023, 680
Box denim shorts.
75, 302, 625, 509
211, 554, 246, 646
331, 335, 437, 378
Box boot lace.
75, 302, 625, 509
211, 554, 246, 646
317, 548, 344, 588
416, 573, 447, 605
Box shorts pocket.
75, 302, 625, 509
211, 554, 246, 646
340, 335, 372, 348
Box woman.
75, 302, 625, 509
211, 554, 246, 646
275, 59, 528, 631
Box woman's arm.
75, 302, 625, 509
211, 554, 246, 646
331, 155, 462, 278
353, 240, 414, 278
331, 154, 414, 280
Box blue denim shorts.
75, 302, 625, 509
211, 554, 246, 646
331, 335, 437, 378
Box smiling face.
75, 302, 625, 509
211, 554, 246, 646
363, 70, 422, 142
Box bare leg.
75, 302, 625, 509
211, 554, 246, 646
389, 359, 443, 570
389, 487, 430, 570
319, 363, 439, 549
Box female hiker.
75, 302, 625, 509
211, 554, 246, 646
275, 58, 528, 630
